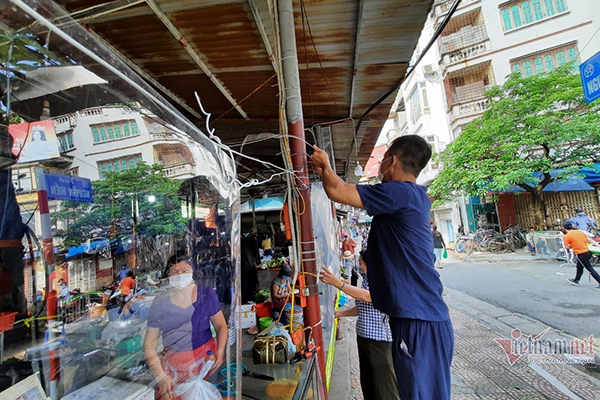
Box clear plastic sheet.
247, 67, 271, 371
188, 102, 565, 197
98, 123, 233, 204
1, 0, 241, 398
310, 183, 340, 361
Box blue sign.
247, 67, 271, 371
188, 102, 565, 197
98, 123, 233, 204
44, 173, 93, 202
580, 50, 600, 104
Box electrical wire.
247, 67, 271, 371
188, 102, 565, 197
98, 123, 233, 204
352, 0, 463, 139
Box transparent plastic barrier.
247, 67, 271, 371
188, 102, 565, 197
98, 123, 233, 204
1, 0, 241, 398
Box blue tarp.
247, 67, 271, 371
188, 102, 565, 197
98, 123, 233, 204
114, 239, 133, 255
66, 239, 110, 259
240, 196, 284, 213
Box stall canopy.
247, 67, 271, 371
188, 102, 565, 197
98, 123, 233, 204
240, 196, 284, 213
58, 0, 435, 188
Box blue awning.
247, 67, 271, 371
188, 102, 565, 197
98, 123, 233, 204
114, 239, 133, 255
497, 165, 600, 193
240, 196, 284, 213
66, 239, 110, 259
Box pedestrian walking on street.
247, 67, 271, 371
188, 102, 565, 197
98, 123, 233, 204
432, 225, 446, 269
563, 221, 600, 290
320, 251, 399, 400
311, 135, 454, 400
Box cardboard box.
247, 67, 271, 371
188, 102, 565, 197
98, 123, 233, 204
239, 303, 257, 329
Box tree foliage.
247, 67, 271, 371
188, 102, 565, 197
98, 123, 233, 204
429, 65, 600, 225
52, 163, 186, 246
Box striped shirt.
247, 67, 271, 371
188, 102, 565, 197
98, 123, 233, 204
356, 278, 392, 342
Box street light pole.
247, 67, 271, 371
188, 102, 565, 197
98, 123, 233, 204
132, 194, 138, 270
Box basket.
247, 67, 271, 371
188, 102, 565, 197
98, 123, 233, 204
0, 312, 17, 332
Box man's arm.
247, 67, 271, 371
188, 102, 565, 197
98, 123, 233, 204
311, 146, 364, 208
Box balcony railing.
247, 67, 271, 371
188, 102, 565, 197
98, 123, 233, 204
449, 98, 489, 122
162, 163, 194, 177
434, 0, 480, 19
441, 39, 491, 70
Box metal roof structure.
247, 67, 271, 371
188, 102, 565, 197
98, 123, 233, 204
59, 0, 434, 186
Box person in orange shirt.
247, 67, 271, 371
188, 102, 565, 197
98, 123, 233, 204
119, 270, 136, 314
563, 221, 600, 290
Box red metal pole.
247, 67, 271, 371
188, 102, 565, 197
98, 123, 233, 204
34, 167, 59, 400
289, 121, 327, 381
278, 0, 327, 387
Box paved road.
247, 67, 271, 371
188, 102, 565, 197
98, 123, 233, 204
439, 254, 600, 340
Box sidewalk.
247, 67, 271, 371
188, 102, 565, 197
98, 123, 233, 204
332, 304, 600, 399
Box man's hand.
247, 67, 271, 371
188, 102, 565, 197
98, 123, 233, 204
310, 146, 330, 177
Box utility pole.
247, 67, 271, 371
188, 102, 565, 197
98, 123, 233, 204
278, 0, 327, 389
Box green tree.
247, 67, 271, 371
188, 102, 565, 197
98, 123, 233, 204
52, 163, 186, 246
429, 64, 600, 227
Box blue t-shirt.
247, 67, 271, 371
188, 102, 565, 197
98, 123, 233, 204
356, 181, 449, 321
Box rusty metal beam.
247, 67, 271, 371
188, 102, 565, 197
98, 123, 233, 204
145, 0, 249, 119
348, 0, 364, 118
248, 0, 279, 74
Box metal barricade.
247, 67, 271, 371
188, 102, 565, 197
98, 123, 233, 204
532, 231, 565, 260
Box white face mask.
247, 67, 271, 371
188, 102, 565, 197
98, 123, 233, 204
169, 273, 193, 288
377, 157, 393, 182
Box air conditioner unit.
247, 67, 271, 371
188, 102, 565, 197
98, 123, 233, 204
422, 64, 435, 75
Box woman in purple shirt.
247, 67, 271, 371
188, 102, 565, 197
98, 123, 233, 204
143, 261, 228, 400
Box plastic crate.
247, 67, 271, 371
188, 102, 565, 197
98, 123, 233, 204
0, 312, 17, 332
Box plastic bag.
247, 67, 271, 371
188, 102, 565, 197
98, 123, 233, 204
172, 360, 222, 400
442, 248, 448, 259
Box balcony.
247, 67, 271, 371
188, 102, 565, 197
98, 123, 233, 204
441, 39, 491, 70
434, 0, 480, 22
163, 163, 194, 178
449, 97, 489, 122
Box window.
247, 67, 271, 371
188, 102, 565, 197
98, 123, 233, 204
409, 83, 430, 124
534, 57, 544, 74
511, 43, 578, 77
97, 154, 142, 179
58, 132, 74, 152
522, 2, 533, 23
567, 48, 577, 62
410, 88, 422, 123
511, 6, 522, 27
532, 0, 544, 19
555, 0, 566, 12
65, 168, 79, 177
501, 0, 567, 31
544, 0, 555, 15
91, 120, 139, 143
502, 9, 512, 30
544, 55, 555, 71
523, 61, 533, 77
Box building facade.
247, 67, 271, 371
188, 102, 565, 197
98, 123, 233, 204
387, 0, 600, 243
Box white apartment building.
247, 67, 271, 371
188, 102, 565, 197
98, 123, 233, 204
388, 0, 600, 243
12, 104, 210, 243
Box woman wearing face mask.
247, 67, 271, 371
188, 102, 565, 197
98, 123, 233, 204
143, 260, 228, 400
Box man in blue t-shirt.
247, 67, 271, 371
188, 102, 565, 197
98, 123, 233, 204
311, 135, 454, 400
